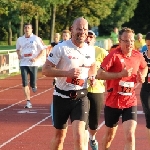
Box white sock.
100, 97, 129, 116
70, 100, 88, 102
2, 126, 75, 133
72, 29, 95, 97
89, 134, 95, 140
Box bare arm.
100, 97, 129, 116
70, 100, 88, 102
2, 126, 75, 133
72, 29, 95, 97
30, 50, 45, 62
16, 50, 21, 59
42, 59, 82, 78
96, 67, 133, 80
88, 62, 97, 77
137, 66, 148, 83
140, 66, 148, 77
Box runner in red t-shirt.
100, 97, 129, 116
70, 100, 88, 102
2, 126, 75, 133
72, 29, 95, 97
97, 27, 148, 150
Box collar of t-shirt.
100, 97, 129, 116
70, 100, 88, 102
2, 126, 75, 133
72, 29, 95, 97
23, 33, 34, 38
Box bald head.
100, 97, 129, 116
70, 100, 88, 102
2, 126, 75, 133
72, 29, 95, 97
71, 17, 88, 47
72, 17, 88, 27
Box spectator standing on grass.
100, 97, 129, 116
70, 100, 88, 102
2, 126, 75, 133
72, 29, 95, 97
110, 27, 119, 45
134, 33, 146, 51
85, 30, 108, 150
42, 17, 96, 150
46, 33, 61, 57
16, 23, 45, 108
140, 32, 150, 147
61, 29, 71, 41
97, 27, 148, 150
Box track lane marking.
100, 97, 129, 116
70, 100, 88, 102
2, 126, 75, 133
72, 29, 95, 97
0, 115, 51, 148
0, 88, 53, 112
0, 76, 46, 93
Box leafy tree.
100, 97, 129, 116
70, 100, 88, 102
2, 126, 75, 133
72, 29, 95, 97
99, 0, 139, 35
123, 0, 150, 34
48, 0, 71, 43
0, 0, 8, 16
18, 0, 47, 36
0, 0, 19, 45
55, 0, 117, 33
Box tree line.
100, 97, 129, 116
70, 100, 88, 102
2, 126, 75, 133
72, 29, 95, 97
0, 0, 149, 45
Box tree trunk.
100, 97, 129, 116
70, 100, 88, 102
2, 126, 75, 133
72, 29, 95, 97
35, 14, 39, 36
50, 4, 56, 43
64, 6, 72, 30
8, 21, 12, 45
19, 15, 24, 37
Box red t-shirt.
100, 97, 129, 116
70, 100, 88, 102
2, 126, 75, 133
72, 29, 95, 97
101, 48, 147, 108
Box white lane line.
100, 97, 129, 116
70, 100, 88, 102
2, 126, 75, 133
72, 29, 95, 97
0, 88, 53, 112
38, 125, 53, 126
0, 76, 46, 93
13, 108, 49, 110
0, 84, 22, 92
37, 124, 72, 127
0, 115, 51, 149
97, 121, 105, 130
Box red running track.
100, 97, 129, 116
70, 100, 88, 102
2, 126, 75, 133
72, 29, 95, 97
0, 71, 149, 150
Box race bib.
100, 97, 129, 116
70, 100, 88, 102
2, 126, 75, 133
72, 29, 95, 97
24, 53, 32, 57
118, 80, 134, 96
66, 77, 84, 86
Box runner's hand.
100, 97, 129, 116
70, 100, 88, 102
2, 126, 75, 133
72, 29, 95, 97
120, 66, 133, 77
88, 76, 96, 87
67, 68, 81, 78
17, 54, 22, 60
30, 58, 37, 62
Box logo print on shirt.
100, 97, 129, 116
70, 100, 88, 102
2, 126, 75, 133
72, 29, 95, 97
49, 53, 53, 57
79, 64, 90, 68
30, 41, 33, 43
68, 56, 78, 59
85, 55, 91, 59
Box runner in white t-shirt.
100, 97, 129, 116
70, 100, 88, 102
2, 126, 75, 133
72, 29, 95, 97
16, 23, 45, 108
42, 17, 96, 150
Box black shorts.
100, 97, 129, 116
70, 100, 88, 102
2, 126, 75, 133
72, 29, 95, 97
87, 92, 104, 130
140, 88, 150, 128
52, 95, 89, 129
104, 105, 137, 127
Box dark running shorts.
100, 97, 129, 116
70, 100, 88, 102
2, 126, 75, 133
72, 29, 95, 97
87, 92, 104, 130
52, 95, 89, 129
104, 105, 137, 127
140, 88, 150, 128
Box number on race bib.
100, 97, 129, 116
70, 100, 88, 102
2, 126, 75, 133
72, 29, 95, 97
118, 86, 132, 93
66, 77, 84, 86
117, 80, 134, 96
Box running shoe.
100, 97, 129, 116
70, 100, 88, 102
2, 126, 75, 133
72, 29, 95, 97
90, 139, 98, 150
24, 100, 32, 108
32, 87, 37, 93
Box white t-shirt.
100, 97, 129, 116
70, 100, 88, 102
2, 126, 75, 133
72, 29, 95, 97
47, 39, 95, 97
16, 34, 45, 66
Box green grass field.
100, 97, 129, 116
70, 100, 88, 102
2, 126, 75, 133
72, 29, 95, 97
0, 37, 108, 51
0, 37, 108, 78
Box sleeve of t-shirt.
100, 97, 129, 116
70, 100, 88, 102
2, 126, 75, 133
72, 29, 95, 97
47, 44, 62, 65
36, 36, 45, 51
16, 38, 21, 50
141, 45, 147, 53
100, 52, 114, 71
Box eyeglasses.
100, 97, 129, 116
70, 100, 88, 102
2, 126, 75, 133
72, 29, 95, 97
120, 38, 135, 43
87, 35, 94, 38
